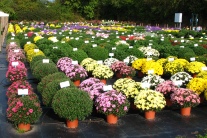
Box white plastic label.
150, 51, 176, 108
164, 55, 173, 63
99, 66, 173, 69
174, 80, 183, 87
27, 41, 31, 44
112, 47, 116, 50
129, 46, 133, 49
190, 57, 195, 61
180, 46, 184, 48
60, 81, 70, 88
43, 59, 49, 63
73, 48, 78, 51
34, 49, 39, 52
103, 85, 113, 91
109, 53, 114, 57
18, 89, 28, 95
194, 44, 198, 47
12, 62, 19, 67
168, 58, 174, 62
85, 40, 89, 43
72, 61, 78, 65
14, 49, 20, 53
92, 44, 97, 47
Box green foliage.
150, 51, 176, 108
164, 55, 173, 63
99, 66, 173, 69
68, 49, 88, 63
30, 58, 54, 71
177, 47, 195, 59
32, 63, 58, 81
42, 78, 75, 107
37, 72, 68, 94
87, 47, 109, 60
52, 87, 93, 121
126, 48, 144, 58
191, 46, 207, 56
30, 55, 46, 70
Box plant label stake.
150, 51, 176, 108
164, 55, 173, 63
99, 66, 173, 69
103, 85, 113, 91
201, 67, 207, 71
190, 57, 195, 62
12, 62, 18, 68
60, 81, 70, 88
141, 83, 150, 90
18, 89, 28, 97
109, 53, 114, 58
42, 59, 49, 63
73, 48, 78, 51
72, 61, 78, 65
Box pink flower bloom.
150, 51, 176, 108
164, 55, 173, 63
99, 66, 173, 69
29, 109, 33, 113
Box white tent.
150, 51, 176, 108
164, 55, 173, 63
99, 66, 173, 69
0, 11, 9, 51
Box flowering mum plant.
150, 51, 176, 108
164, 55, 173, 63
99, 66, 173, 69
113, 78, 142, 99
7, 49, 26, 62
171, 88, 200, 108
186, 78, 207, 95
92, 64, 114, 79
104, 58, 119, 67
156, 80, 177, 98
119, 65, 136, 77
141, 74, 165, 90
64, 64, 88, 81
132, 58, 146, 70
6, 42, 20, 53
56, 57, 73, 72
24, 43, 38, 52
95, 90, 130, 117
80, 58, 96, 68
6, 61, 27, 82
185, 61, 206, 74
173, 59, 189, 68
197, 71, 207, 79
170, 72, 192, 87
79, 77, 105, 100
110, 61, 127, 73
123, 55, 137, 66
138, 47, 160, 58
115, 40, 129, 46
164, 61, 184, 76
134, 89, 166, 112
6, 80, 33, 98
7, 95, 42, 125
141, 60, 163, 75
26, 49, 45, 62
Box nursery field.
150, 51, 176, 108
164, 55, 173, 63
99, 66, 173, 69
2, 21, 207, 137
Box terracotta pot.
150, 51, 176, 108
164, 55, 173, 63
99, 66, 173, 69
18, 123, 31, 132
73, 80, 80, 87
100, 79, 107, 84
180, 107, 191, 116
192, 73, 197, 78
66, 119, 78, 128
126, 76, 132, 79
137, 71, 144, 78
165, 97, 172, 107
145, 111, 156, 120
116, 72, 122, 78
107, 114, 118, 124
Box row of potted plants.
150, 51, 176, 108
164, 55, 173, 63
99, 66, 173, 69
5, 41, 42, 132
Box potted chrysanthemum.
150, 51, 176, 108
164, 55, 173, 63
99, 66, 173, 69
56, 57, 73, 72
185, 61, 206, 77
95, 89, 130, 124
134, 89, 166, 119
141, 74, 165, 90
92, 64, 114, 84
79, 77, 105, 100
104, 58, 119, 67
170, 72, 192, 88
119, 65, 136, 79
64, 64, 88, 86
110, 61, 127, 78
171, 88, 200, 116
156, 80, 178, 106
7, 95, 42, 132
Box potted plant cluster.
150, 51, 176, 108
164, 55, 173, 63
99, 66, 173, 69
171, 88, 200, 116
134, 89, 166, 119
95, 89, 130, 124
52, 87, 93, 128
